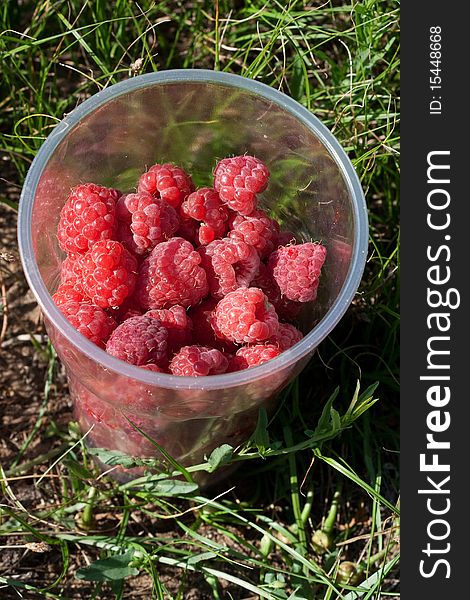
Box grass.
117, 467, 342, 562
0, 1, 399, 598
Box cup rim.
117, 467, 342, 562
18, 69, 368, 390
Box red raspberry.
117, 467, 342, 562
116, 220, 139, 256
52, 280, 88, 306
228, 209, 280, 258
267, 242, 327, 302
137, 163, 194, 210
108, 292, 143, 323
60, 255, 83, 283
57, 183, 120, 256
72, 381, 163, 459
175, 218, 199, 245
116, 193, 132, 223
145, 305, 193, 353
124, 192, 179, 254
213, 155, 269, 216
137, 237, 208, 309
198, 237, 260, 299
180, 187, 229, 245
140, 363, 165, 373
81, 240, 138, 309
225, 353, 243, 372
73, 384, 114, 426
115, 193, 139, 255
188, 297, 237, 352
213, 287, 279, 344
119, 307, 143, 321
251, 262, 302, 321
58, 301, 117, 347
169, 345, 229, 376
106, 315, 168, 367
231, 344, 282, 371
268, 322, 303, 351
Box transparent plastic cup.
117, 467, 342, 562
18, 70, 368, 482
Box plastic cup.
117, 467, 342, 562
18, 70, 368, 482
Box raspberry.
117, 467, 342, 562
251, 262, 302, 321
116, 193, 132, 223
52, 280, 88, 306
57, 183, 120, 256
124, 192, 179, 254
115, 193, 139, 255
137, 237, 208, 309
72, 381, 161, 459
169, 345, 229, 376
81, 240, 138, 308
225, 353, 244, 373
231, 344, 282, 371
116, 220, 139, 256
213, 287, 279, 344
328, 238, 353, 284
137, 163, 194, 210
119, 307, 143, 321
188, 297, 237, 352
58, 301, 117, 347
180, 187, 229, 245
175, 218, 199, 245
106, 315, 168, 367
269, 322, 303, 351
60, 255, 83, 283
267, 242, 327, 302
213, 155, 269, 215
228, 209, 280, 258
198, 237, 260, 299
145, 305, 192, 353
140, 363, 165, 373
108, 292, 143, 323
73, 385, 114, 426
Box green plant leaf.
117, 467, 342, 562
87, 447, 149, 469
139, 479, 199, 496
312, 387, 339, 437
63, 459, 93, 480
207, 444, 234, 472
330, 408, 342, 434
345, 381, 379, 420
75, 550, 138, 582
186, 551, 218, 565
250, 408, 270, 453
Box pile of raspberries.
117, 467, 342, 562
53, 155, 326, 376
